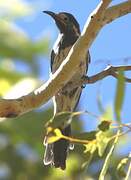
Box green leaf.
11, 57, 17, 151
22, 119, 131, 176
99, 130, 120, 180
100, 105, 113, 121
83, 131, 104, 168
114, 70, 125, 123
46, 111, 72, 130
46, 111, 84, 131
79, 130, 110, 158
96, 131, 110, 156
117, 157, 128, 178
74, 131, 97, 141
96, 87, 105, 113
117, 153, 131, 179
83, 143, 97, 169
84, 142, 97, 154
82, 152, 93, 170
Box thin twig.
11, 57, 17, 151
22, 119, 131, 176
83, 65, 131, 84
109, 129, 131, 142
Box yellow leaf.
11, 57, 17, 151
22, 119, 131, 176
47, 129, 63, 144
54, 128, 63, 137
47, 136, 61, 144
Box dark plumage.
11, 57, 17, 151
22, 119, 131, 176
43, 11, 90, 170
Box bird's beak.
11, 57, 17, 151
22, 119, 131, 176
43, 11, 66, 33
43, 11, 56, 19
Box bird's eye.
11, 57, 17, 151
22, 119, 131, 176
64, 17, 68, 21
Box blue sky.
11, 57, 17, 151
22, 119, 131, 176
15, 0, 131, 134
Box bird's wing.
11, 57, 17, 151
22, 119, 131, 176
50, 49, 56, 72
86, 50, 91, 73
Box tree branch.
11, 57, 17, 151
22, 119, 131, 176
0, 0, 111, 118
103, 1, 131, 25
83, 65, 131, 84
0, 0, 131, 118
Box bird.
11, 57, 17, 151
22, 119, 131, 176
43, 11, 90, 170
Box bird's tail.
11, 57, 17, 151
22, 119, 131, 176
44, 125, 72, 170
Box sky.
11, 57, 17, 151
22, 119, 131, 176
15, 0, 131, 140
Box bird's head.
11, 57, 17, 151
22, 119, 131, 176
43, 11, 80, 36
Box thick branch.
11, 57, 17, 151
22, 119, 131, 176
1, 0, 131, 118
103, 1, 131, 25
84, 65, 131, 84
0, 0, 111, 118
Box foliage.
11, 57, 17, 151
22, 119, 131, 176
0, 1, 131, 180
